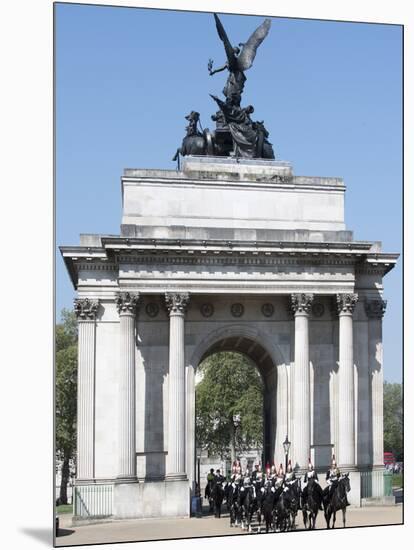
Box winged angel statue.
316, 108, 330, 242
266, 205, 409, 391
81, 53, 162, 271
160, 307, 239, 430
208, 14, 272, 106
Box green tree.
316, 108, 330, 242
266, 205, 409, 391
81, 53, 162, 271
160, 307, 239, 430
196, 352, 263, 463
383, 381, 403, 461
56, 309, 78, 504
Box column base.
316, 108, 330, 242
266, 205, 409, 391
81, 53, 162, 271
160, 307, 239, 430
165, 473, 188, 481
114, 475, 138, 484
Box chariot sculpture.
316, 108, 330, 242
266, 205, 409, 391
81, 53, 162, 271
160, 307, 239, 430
173, 13, 275, 162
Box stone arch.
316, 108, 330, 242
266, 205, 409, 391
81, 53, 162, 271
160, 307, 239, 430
186, 323, 289, 489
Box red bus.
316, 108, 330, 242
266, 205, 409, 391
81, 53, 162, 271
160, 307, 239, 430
384, 452, 395, 465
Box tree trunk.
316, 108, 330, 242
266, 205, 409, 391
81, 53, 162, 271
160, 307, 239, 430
59, 455, 70, 505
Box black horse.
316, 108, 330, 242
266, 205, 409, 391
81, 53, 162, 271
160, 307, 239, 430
284, 479, 301, 529
251, 480, 265, 533
323, 474, 351, 529
274, 487, 292, 532
211, 480, 225, 518
302, 478, 323, 530
261, 484, 276, 533
238, 483, 254, 532
227, 481, 241, 527
205, 478, 215, 513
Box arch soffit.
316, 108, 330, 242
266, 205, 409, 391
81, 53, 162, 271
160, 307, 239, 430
189, 323, 288, 379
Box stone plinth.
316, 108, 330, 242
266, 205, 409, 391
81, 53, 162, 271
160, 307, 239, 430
121, 156, 346, 238
113, 480, 190, 519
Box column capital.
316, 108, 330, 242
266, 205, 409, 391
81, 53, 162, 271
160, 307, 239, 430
74, 298, 99, 320
290, 293, 314, 315
364, 298, 387, 319
116, 291, 141, 315
336, 293, 358, 315
165, 292, 190, 315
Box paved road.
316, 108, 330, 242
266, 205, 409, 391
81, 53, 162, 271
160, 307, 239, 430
56, 504, 403, 546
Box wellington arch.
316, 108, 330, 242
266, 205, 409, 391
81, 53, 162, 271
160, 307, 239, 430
61, 156, 398, 519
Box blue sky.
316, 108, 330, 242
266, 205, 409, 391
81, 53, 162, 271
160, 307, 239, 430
55, 3, 402, 382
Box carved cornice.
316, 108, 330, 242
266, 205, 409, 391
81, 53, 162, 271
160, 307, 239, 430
115, 292, 141, 315
290, 293, 314, 314
165, 292, 190, 314
74, 298, 99, 320
118, 254, 358, 268
336, 293, 358, 315
364, 299, 387, 319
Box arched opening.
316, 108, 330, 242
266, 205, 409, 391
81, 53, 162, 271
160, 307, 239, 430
186, 326, 289, 492
191, 335, 280, 495
195, 351, 264, 487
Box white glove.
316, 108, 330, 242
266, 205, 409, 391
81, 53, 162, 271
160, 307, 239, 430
271, 487, 275, 493
261, 487, 265, 493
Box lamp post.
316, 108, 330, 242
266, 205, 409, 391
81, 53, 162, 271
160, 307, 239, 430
283, 434, 291, 472
232, 413, 241, 464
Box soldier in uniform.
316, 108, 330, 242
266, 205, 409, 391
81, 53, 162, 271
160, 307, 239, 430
205, 468, 215, 500
270, 463, 278, 484
275, 463, 285, 489
215, 468, 226, 484
323, 454, 349, 505
231, 460, 242, 484
242, 467, 253, 495
284, 459, 296, 486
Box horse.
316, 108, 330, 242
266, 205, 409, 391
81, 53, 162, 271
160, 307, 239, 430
284, 478, 301, 529
302, 478, 323, 530
204, 478, 215, 513
238, 482, 254, 532
211, 480, 225, 518
261, 484, 276, 533
227, 481, 241, 527
274, 486, 293, 532
251, 480, 265, 533
323, 473, 351, 529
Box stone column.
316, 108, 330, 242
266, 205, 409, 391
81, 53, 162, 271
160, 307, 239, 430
165, 292, 190, 480
74, 297, 99, 480
336, 293, 358, 467
290, 293, 313, 470
365, 299, 387, 467
115, 291, 141, 482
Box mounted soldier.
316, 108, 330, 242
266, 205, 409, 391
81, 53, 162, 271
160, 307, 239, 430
302, 458, 324, 529
205, 468, 216, 512
215, 468, 225, 484
275, 463, 284, 489
284, 459, 296, 486
302, 458, 323, 512
323, 455, 341, 498
251, 462, 265, 533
